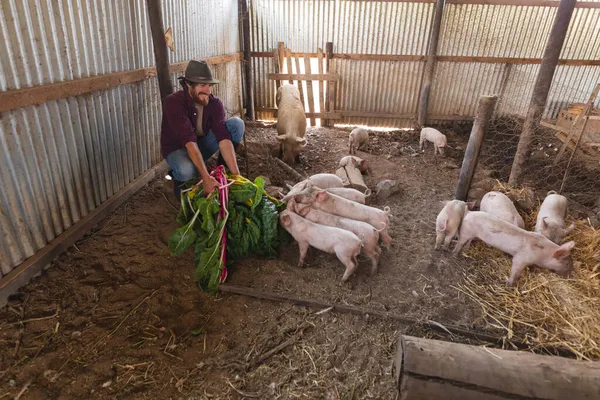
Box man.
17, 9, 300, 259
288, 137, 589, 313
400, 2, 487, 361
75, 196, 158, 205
161, 60, 244, 199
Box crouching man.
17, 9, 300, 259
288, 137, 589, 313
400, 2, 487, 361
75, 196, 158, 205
161, 60, 244, 199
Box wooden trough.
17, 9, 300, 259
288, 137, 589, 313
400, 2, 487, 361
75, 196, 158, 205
394, 335, 600, 400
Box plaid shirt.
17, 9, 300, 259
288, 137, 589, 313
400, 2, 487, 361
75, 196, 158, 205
160, 90, 230, 158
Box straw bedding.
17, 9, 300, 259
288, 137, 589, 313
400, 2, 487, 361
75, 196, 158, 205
455, 184, 600, 360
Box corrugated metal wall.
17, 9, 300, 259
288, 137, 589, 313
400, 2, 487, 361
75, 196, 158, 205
0, 0, 241, 276
250, 0, 600, 126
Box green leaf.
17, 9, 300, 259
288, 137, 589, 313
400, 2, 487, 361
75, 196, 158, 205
175, 193, 191, 226
168, 220, 198, 256
229, 182, 256, 204
196, 196, 220, 235
194, 218, 227, 295
191, 328, 204, 336
251, 177, 265, 212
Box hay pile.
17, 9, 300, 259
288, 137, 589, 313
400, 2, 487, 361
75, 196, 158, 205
456, 187, 600, 360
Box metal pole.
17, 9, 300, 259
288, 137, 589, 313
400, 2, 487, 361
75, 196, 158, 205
455, 95, 498, 201
417, 0, 445, 127
508, 0, 576, 186
146, 0, 173, 100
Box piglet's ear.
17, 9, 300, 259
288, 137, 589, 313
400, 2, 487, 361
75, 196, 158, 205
553, 241, 575, 259
316, 190, 328, 201
280, 214, 291, 226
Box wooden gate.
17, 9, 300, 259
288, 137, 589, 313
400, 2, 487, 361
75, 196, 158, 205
266, 43, 341, 127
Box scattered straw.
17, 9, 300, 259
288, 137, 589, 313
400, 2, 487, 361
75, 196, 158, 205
455, 218, 600, 360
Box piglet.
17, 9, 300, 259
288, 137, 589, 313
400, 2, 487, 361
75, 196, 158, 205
419, 127, 447, 156
281, 173, 344, 202
339, 155, 369, 173
535, 191, 575, 244
288, 199, 382, 275
480, 191, 525, 229
435, 200, 473, 250
325, 187, 371, 204
294, 187, 392, 249
349, 128, 369, 154
453, 211, 575, 286
279, 209, 362, 281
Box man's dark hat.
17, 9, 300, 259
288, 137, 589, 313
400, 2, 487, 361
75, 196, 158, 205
182, 60, 219, 84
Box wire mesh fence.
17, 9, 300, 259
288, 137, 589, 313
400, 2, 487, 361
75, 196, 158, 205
476, 115, 600, 215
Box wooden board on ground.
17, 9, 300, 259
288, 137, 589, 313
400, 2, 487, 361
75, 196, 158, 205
335, 165, 367, 192
395, 335, 600, 400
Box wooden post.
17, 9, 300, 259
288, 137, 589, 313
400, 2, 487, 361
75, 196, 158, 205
508, 0, 577, 186
394, 335, 600, 400
324, 42, 334, 127
455, 95, 497, 201
417, 0, 445, 127
239, 0, 254, 121
146, 0, 173, 99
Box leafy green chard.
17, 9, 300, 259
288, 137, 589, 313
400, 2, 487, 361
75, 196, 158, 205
168, 173, 291, 294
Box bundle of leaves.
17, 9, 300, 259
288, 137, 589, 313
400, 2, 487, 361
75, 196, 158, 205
168, 173, 290, 294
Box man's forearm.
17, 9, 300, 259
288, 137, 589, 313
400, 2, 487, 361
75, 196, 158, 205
218, 139, 240, 175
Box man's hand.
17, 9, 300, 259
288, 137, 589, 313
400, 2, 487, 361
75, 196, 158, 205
202, 175, 220, 196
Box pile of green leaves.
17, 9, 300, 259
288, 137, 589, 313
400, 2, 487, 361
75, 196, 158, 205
168, 175, 290, 294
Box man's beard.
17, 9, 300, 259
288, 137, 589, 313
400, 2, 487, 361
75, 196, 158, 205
194, 92, 210, 106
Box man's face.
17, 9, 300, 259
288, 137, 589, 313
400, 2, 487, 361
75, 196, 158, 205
188, 82, 212, 106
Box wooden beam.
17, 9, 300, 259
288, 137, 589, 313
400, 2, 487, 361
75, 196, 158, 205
509, 0, 577, 186
304, 54, 317, 126
456, 95, 498, 201
325, 42, 335, 128
146, 0, 173, 99
253, 52, 600, 66
239, 0, 254, 120
255, 107, 341, 119
447, 0, 600, 7
293, 52, 306, 111
268, 73, 340, 81
0, 161, 170, 309
395, 335, 600, 400
284, 47, 294, 85
317, 48, 325, 117
418, 0, 445, 127
0, 53, 242, 113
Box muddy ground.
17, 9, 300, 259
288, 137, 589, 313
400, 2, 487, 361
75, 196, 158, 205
1, 124, 515, 399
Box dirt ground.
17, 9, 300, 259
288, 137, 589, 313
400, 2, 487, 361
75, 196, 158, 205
1, 124, 497, 399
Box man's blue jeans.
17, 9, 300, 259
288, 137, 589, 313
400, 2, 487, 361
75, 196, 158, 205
165, 117, 244, 182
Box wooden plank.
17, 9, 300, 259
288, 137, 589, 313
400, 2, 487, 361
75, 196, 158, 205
284, 48, 294, 85
317, 48, 325, 117
253, 52, 600, 66
341, 111, 416, 119
146, 0, 173, 99
293, 53, 306, 112
254, 107, 341, 119
447, 0, 600, 8
0, 161, 170, 309
399, 375, 507, 400
555, 83, 600, 161
335, 54, 426, 62
268, 73, 340, 81
397, 335, 600, 400
304, 55, 316, 126
273, 47, 281, 93
0, 53, 242, 113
